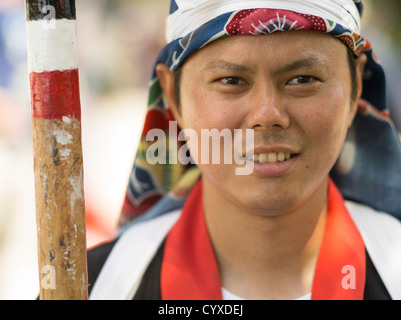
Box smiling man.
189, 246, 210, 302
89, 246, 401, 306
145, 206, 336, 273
88, 1, 401, 300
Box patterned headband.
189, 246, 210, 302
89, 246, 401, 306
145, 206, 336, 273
167, 0, 362, 42
118, 0, 401, 231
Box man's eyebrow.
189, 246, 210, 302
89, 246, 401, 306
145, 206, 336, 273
203, 59, 252, 73
203, 56, 329, 74
272, 56, 329, 75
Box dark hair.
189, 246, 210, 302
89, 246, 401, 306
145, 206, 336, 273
173, 46, 358, 111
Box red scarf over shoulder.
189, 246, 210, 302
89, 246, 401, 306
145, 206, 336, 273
161, 180, 366, 300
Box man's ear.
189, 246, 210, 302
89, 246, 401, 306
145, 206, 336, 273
155, 63, 184, 129
349, 53, 367, 127
355, 53, 367, 101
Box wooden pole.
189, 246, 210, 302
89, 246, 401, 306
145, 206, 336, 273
25, 0, 88, 300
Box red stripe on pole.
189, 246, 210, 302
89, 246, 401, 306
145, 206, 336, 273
30, 69, 81, 120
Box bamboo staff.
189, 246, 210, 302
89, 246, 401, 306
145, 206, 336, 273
25, 0, 88, 299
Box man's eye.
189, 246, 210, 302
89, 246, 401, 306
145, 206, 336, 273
287, 76, 316, 85
219, 77, 246, 86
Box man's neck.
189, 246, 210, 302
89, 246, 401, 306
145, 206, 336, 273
202, 177, 329, 300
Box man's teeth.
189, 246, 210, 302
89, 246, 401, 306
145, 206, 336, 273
250, 152, 292, 163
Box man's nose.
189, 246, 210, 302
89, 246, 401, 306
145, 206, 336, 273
244, 83, 291, 130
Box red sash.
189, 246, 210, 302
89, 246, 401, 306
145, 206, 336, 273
161, 180, 365, 300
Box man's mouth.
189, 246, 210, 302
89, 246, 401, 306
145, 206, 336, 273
247, 152, 298, 164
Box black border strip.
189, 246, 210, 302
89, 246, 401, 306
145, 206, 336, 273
26, 0, 76, 21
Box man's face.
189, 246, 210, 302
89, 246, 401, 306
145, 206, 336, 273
173, 31, 359, 216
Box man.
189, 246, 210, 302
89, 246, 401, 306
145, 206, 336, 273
88, 0, 401, 300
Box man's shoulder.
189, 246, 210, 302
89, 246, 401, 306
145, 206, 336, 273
345, 200, 401, 300
88, 210, 181, 299
345, 200, 401, 232
87, 239, 119, 295
345, 200, 401, 254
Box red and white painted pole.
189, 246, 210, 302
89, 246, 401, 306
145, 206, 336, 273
25, 1, 88, 299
